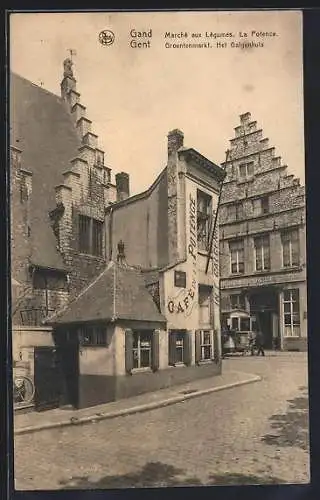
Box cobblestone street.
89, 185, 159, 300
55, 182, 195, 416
14, 352, 310, 490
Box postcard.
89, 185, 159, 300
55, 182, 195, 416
9, 9, 308, 490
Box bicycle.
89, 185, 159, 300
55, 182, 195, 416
13, 375, 35, 404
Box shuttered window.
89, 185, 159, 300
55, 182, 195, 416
125, 329, 134, 374
168, 330, 190, 366
195, 330, 201, 364
183, 332, 192, 366
196, 330, 214, 362
128, 330, 159, 371
151, 330, 160, 372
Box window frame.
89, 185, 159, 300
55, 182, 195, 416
228, 202, 243, 221
197, 190, 213, 252
239, 161, 254, 179
254, 234, 270, 271
200, 330, 213, 361
281, 229, 300, 268
230, 294, 245, 310
283, 289, 300, 337
132, 331, 153, 370
229, 239, 245, 274
79, 215, 104, 257
78, 325, 107, 347
198, 286, 212, 326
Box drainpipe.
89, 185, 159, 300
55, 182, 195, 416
108, 206, 114, 261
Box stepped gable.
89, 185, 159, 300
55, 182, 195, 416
220, 112, 304, 208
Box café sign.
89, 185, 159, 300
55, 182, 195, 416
167, 192, 198, 316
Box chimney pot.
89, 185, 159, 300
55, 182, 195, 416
115, 172, 130, 202
167, 129, 184, 157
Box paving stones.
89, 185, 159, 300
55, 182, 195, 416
14, 352, 309, 489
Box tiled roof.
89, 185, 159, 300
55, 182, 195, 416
47, 261, 166, 325
10, 73, 82, 271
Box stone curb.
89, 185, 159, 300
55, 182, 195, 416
15, 374, 262, 436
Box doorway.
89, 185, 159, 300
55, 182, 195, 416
249, 288, 279, 350
54, 329, 79, 408
34, 346, 62, 411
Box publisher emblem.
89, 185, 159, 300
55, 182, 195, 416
99, 30, 115, 46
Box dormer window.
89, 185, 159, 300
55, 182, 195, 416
239, 162, 254, 178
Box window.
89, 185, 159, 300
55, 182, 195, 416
283, 289, 300, 337
230, 294, 245, 310
174, 271, 186, 288
261, 196, 269, 214
239, 162, 254, 178
227, 202, 243, 221
174, 332, 184, 363
229, 240, 244, 274
200, 330, 212, 360
281, 229, 300, 267
197, 190, 212, 251
168, 330, 191, 366
254, 235, 270, 271
20, 175, 29, 203
79, 325, 107, 346
199, 286, 212, 325
79, 215, 103, 256
252, 196, 269, 216
133, 331, 152, 369
32, 269, 67, 290
92, 219, 103, 256
240, 317, 250, 331
231, 317, 240, 331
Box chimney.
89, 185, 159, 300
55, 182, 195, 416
167, 129, 184, 157
115, 172, 130, 202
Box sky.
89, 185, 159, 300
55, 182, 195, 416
10, 10, 305, 195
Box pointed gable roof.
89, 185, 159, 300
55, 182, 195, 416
10, 73, 82, 271
46, 261, 166, 325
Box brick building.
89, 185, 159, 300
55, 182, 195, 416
11, 59, 126, 326
219, 112, 307, 351
11, 59, 225, 409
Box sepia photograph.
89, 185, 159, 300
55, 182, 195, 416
9, 9, 308, 490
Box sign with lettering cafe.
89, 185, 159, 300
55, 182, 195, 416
166, 188, 198, 320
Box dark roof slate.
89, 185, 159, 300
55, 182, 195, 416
10, 73, 82, 271
47, 261, 166, 325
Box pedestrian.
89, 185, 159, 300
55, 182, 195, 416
255, 329, 265, 356
248, 330, 256, 356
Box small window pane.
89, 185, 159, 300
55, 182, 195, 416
284, 314, 292, 325
284, 302, 291, 313
240, 318, 250, 331
232, 318, 239, 330
292, 313, 300, 325
140, 349, 151, 367
291, 289, 299, 302
239, 165, 246, 177
247, 162, 254, 176
292, 326, 300, 336
283, 290, 290, 301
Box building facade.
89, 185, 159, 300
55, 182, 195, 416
219, 112, 307, 351
48, 128, 226, 408
11, 59, 225, 410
